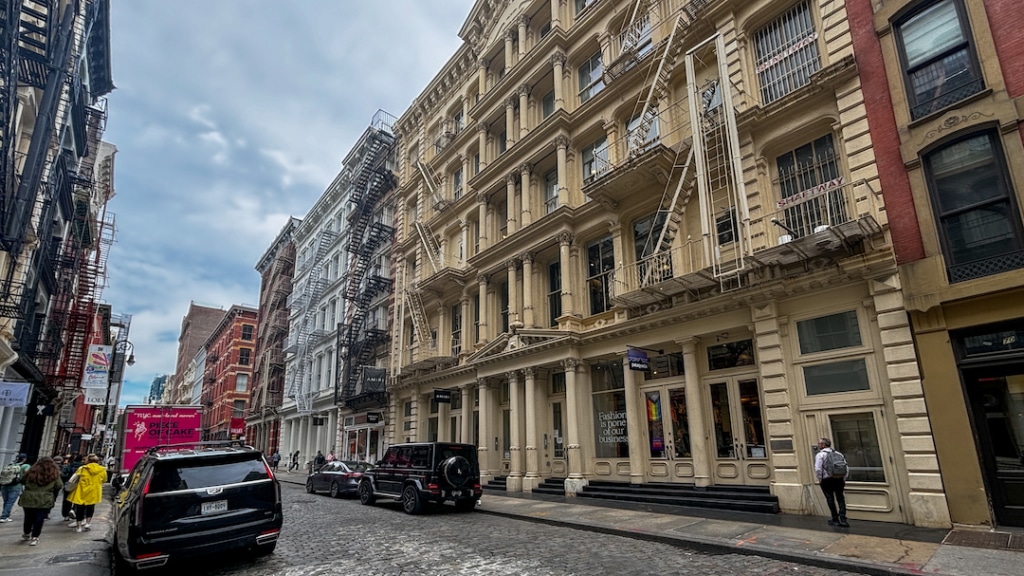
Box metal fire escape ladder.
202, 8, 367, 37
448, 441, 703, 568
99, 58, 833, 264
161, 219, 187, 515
415, 160, 447, 210
287, 229, 336, 414
405, 286, 431, 353
0, 1, 24, 236
4, 1, 75, 256
686, 34, 749, 287
628, 12, 688, 156
413, 220, 443, 274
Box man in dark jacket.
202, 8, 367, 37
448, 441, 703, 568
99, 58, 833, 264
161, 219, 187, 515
60, 454, 83, 521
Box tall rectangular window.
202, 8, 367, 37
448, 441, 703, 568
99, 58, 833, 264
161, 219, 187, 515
591, 360, 628, 458
582, 137, 609, 183
544, 169, 559, 214
925, 131, 1024, 282
239, 348, 252, 366
575, 0, 597, 15
241, 325, 254, 340
451, 303, 462, 356
542, 90, 556, 118
776, 134, 846, 237
754, 1, 821, 105
626, 110, 659, 154
453, 168, 463, 200
578, 51, 604, 103
473, 294, 480, 342
587, 236, 615, 315
233, 400, 246, 418
498, 130, 507, 155
500, 281, 510, 334
235, 373, 249, 393
831, 413, 886, 482
548, 261, 562, 327
897, 0, 983, 120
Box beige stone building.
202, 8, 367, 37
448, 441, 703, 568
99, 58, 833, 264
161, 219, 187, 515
386, 0, 950, 527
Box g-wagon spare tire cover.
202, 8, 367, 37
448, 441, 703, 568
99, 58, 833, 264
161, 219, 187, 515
440, 455, 472, 487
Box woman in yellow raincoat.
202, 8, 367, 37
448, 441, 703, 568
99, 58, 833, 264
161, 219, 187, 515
66, 453, 107, 532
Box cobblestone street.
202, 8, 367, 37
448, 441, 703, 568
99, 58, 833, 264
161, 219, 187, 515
123, 482, 864, 576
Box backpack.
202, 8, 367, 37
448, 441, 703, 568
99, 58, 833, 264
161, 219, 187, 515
824, 449, 849, 478
0, 462, 22, 486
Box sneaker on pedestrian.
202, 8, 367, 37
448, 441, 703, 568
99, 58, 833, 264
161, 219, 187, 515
838, 517, 850, 528
21, 533, 30, 541
29, 538, 38, 546
827, 519, 840, 526
83, 523, 91, 531
74, 525, 82, 533
0, 517, 12, 523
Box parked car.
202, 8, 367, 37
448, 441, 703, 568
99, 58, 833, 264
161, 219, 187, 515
112, 442, 282, 571
306, 460, 372, 498
357, 442, 480, 514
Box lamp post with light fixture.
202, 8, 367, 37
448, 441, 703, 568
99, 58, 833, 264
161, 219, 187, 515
100, 339, 134, 460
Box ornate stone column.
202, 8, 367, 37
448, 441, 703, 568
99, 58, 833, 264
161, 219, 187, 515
476, 191, 489, 252
517, 15, 529, 59
558, 232, 575, 318
505, 96, 516, 150
460, 220, 469, 266
505, 172, 518, 235
478, 58, 488, 98
519, 162, 533, 227
417, 392, 431, 442
551, 52, 566, 110
563, 358, 588, 495
621, 356, 645, 485
477, 378, 494, 482
477, 123, 489, 171
521, 252, 535, 328
518, 84, 530, 139
679, 338, 711, 487
507, 258, 521, 326
477, 274, 490, 343
460, 383, 473, 444
504, 28, 514, 70
438, 391, 451, 441
523, 367, 541, 490
555, 135, 569, 207
507, 370, 525, 491
549, 0, 561, 31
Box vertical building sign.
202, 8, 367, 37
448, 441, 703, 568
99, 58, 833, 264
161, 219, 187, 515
82, 345, 112, 389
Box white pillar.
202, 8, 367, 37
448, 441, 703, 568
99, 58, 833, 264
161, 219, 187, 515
507, 370, 524, 491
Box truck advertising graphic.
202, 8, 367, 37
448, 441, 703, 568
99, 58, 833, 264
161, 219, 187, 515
120, 405, 202, 474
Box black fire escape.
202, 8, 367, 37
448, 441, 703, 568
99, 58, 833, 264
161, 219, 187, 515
337, 111, 397, 410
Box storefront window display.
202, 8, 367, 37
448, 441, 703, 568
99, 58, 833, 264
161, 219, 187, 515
592, 360, 629, 458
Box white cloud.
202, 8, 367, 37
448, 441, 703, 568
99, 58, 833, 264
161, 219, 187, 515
104, 0, 475, 406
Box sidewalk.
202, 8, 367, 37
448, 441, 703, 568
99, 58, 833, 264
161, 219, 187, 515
0, 486, 113, 576
278, 474, 1021, 576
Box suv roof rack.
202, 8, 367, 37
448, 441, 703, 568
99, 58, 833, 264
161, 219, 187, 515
146, 440, 253, 455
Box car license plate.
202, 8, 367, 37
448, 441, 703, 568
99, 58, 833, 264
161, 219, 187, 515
450, 490, 462, 497
201, 500, 227, 515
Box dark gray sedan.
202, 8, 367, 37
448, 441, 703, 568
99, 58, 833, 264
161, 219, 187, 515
306, 460, 373, 498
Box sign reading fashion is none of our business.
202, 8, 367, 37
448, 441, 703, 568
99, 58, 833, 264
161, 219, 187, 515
433, 389, 452, 403
597, 410, 628, 444
81, 344, 113, 388
627, 348, 649, 371
0, 381, 30, 407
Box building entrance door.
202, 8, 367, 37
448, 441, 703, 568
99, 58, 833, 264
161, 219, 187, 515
964, 365, 1024, 527
544, 401, 567, 478
707, 376, 770, 485
643, 386, 693, 482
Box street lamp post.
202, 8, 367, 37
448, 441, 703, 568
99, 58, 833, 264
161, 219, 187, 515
100, 340, 134, 459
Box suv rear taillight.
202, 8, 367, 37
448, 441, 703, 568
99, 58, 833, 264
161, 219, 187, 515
427, 483, 441, 495
473, 482, 482, 495
136, 475, 152, 525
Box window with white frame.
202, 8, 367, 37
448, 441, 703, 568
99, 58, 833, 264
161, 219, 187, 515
453, 110, 465, 134
239, 348, 252, 366
582, 136, 609, 183
544, 169, 558, 214
576, 0, 597, 14
325, 349, 333, 385
500, 281, 509, 334
587, 236, 615, 315
796, 311, 870, 396
578, 51, 604, 103
924, 131, 1024, 282
896, 0, 983, 120
626, 109, 660, 154
754, 1, 821, 105
235, 373, 248, 393
451, 303, 462, 356
453, 168, 463, 200
328, 299, 336, 328
542, 89, 556, 118
548, 261, 561, 327
831, 413, 886, 482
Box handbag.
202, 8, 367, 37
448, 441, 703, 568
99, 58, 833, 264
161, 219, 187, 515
64, 472, 80, 493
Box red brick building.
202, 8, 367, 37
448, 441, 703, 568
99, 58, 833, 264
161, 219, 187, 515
169, 302, 225, 404
201, 305, 258, 441
848, 0, 1024, 527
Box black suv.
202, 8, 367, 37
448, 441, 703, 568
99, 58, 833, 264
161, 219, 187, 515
358, 442, 481, 514
112, 442, 283, 570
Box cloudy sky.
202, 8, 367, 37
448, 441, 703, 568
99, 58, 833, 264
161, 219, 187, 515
103, 1, 474, 406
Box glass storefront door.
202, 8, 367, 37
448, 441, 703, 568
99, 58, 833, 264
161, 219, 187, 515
707, 376, 770, 485
644, 386, 692, 482
545, 401, 567, 477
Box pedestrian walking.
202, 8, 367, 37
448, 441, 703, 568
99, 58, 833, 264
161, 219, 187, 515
270, 451, 281, 472
326, 450, 336, 463
60, 454, 83, 521
814, 437, 850, 527
314, 450, 326, 471
289, 450, 300, 473
46, 456, 64, 520
66, 454, 107, 533
0, 453, 30, 522
15, 456, 62, 546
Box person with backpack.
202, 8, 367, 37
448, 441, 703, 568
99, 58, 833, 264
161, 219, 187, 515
15, 456, 62, 546
0, 453, 30, 522
814, 437, 850, 527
